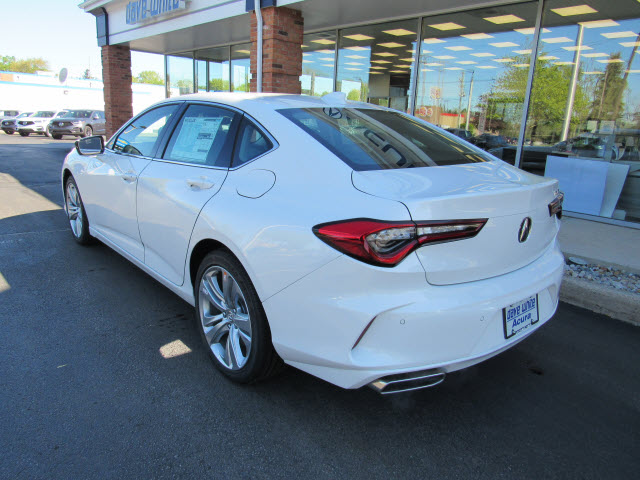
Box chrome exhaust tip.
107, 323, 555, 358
369, 369, 445, 394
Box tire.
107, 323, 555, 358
44, 126, 51, 138
64, 176, 93, 245
52, 134, 63, 140
83, 125, 93, 138
194, 251, 282, 384
19, 131, 29, 137
5, 130, 14, 135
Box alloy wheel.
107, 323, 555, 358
66, 182, 83, 238
198, 266, 252, 370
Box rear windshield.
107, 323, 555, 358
278, 108, 491, 170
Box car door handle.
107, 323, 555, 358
122, 172, 137, 183
186, 178, 215, 190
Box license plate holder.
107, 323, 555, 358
503, 294, 539, 339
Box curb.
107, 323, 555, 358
560, 275, 640, 326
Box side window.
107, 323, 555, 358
163, 104, 238, 167
232, 118, 273, 168
112, 104, 179, 157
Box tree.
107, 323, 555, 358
134, 70, 164, 85
589, 53, 627, 121
488, 51, 590, 142
0, 55, 49, 73
208, 78, 230, 91
83, 69, 92, 80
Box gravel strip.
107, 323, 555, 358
564, 260, 640, 295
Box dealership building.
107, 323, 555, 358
79, 0, 640, 227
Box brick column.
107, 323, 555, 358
250, 7, 303, 94
101, 45, 134, 138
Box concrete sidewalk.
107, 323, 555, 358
558, 216, 639, 325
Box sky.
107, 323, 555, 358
0, 0, 163, 79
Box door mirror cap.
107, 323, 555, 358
76, 135, 104, 155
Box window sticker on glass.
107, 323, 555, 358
171, 117, 224, 163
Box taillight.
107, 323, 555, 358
313, 218, 487, 267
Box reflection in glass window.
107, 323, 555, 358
233, 118, 273, 167
113, 105, 179, 157
197, 46, 230, 92
524, 0, 640, 223
231, 43, 252, 92
196, 59, 207, 92
300, 32, 337, 97
164, 104, 237, 167
279, 107, 491, 171
415, 2, 538, 156
167, 54, 194, 97
337, 20, 419, 112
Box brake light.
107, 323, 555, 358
313, 218, 487, 267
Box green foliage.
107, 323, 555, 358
0, 55, 49, 73
589, 52, 627, 121
347, 89, 360, 101
489, 52, 590, 142
209, 78, 230, 91
135, 70, 164, 85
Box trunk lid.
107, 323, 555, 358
352, 162, 560, 285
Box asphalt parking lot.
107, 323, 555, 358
1, 133, 639, 479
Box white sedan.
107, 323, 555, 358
62, 93, 565, 394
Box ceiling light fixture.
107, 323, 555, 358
312, 39, 336, 45
470, 52, 496, 57
542, 37, 573, 43
461, 33, 494, 40
373, 52, 398, 57
383, 29, 416, 36
579, 19, 619, 28
429, 22, 465, 30
514, 27, 550, 34
490, 42, 519, 48
601, 31, 638, 39
446, 46, 472, 51
343, 34, 374, 41
484, 14, 525, 24
551, 5, 598, 16
423, 38, 445, 44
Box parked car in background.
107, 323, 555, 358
0, 109, 21, 122
470, 133, 509, 151
1, 111, 33, 135
49, 110, 106, 139
61, 92, 564, 393
18, 110, 67, 137
445, 128, 473, 141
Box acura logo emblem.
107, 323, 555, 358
518, 217, 532, 243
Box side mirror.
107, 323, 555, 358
93, 114, 100, 120
76, 135, 104, 155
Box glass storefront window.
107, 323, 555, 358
415, 2, 539, 152
197, 46, 230, 92
525, 0, 640, 223
166, 53, 194, 97
196, 59, 207, 92
337, 19, 419, 111
300, 31, 337, 97
231, 43, 252, 92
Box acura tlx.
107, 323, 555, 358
61, 92, 564, 394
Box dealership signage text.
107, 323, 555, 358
126, 0, 186, 25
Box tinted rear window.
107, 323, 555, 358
278, 108, 491, 170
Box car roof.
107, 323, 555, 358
155, 92, 375, 116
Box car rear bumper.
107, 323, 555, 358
263, 239, 564, 389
